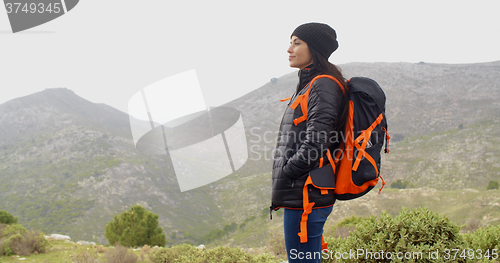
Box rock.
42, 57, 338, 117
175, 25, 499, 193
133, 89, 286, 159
49, 234, 71, 241
196, 244, 205, 249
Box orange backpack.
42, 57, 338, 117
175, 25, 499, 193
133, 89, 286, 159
283, 74, 390, 247
334, 76, 390, 200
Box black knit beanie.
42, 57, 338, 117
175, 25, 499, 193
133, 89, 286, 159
291, 22, 339, 59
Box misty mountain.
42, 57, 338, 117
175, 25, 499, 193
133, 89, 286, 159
0, 88, 131, 142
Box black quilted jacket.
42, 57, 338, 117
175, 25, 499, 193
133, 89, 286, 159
271, 65, 344, 210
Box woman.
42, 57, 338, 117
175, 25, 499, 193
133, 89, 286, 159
271, 22, 348, 262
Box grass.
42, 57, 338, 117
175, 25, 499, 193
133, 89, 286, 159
1, 239, 81, 263
0, 239, 281, 263
0, 240, 148, 263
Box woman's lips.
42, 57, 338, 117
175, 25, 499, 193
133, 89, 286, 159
289, 56, 295, 60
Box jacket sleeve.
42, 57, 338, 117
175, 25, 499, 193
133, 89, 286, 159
281, 78, 344, 179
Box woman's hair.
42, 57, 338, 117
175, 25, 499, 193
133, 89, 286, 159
309, 46, 349, 134
309, 46, 346, 87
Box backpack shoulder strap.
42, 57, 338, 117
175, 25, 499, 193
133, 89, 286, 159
290, 75, 345, 126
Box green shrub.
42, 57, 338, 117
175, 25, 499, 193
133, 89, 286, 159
10, 230, 48, 256
391, 179, 409, 189
0, 223, 6, 234
463, 225, 500, 253
0, 224, 48, 256
105, 205, 166, 247
0, 210, 17, 225
194, 246, 255, 262
0, 223, 26, 238
324, 207, 465, 263
103, 244, 138, 263
0, 223, 27, 256
71, 250, 99, 263
151, 244, 279, 263
487, 181, 499, 190
150, 243, 199, 262
200, 246, 278, 263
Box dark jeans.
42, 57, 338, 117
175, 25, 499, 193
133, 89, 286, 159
284, 206, 333, 263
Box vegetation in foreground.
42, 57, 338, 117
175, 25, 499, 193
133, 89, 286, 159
0, 239, 280, 263
1, 207, 499, 262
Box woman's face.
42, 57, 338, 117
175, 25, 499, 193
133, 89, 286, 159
288, 36, 313, 69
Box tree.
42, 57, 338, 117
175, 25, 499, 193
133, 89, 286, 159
390, 179, 408, 189
0, 210, 18, 225
105, 205, 166, 247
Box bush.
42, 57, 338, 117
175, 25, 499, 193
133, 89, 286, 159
324, 207, 465, 263
391, 179, 409, 189
0, 224, 6, 238
139, 245, 152, 262
71, 250, 99, 263
0, 224, 49, 256
0, 223, 26, 237
150, 243, 199, 262
104, 244, 138, 263
105, 205, 166, 247
462, 225, 500, 252
487, 181, 499, 190
9, 230, 48, 256
197, 246, 260, 263
0, 210, 17, 225
151, 244, 279, 263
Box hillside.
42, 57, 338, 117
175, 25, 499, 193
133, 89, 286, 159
0, 88, 223, 244
0, 61, 499, 246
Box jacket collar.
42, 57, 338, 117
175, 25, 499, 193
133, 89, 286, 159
296, 64, 316, 93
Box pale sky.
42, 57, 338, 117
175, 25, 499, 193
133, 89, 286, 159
1, 0, 499, 114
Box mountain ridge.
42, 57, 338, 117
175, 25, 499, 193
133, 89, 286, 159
0, 87, 132, 143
